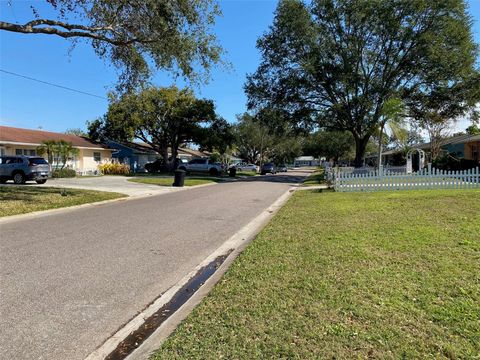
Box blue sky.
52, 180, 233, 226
1, 0, 479, 134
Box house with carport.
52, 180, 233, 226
0, 126, 114, 174
106, 139, 210, 172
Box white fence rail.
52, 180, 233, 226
334, 166, 480, 192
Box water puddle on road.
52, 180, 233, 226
105, 251, 232, 360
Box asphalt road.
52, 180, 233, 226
0, 171, 308, 360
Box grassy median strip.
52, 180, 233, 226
0, 186, 126, 217
303, 168, 326, 186
128, 177, 221, 186
152, 189, 480, 359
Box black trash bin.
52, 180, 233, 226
173, 169, 186, 187
229, 167, 237, 177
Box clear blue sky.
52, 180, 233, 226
1, 0, 479, 133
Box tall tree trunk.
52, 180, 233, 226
161, 147, 169, 171
169, 143, 179, 171
377, 124, 385, 170
353, 134, 370, 168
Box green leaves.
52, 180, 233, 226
246, 0, 479, 166
36, 139, 79, 169
2, 0, 224, 91
91, 86, 227, 169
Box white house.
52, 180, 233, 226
0, 126, 114, 173
294, 156, 320, 167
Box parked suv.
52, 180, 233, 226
260, 163, 277, 175
177, 158, 223, 176
0, 156, 51, 184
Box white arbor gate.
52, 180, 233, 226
334, 166, 480, 192
406, 148, 425, 174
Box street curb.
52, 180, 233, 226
84, 186, 298, 360
0, 182, 217, 225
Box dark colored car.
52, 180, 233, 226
0, 156, 51, 184
144, 158, 188, 173
260, 163, 276, 175
144, 159, 166, 173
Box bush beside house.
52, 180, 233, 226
51, 169, 77, 178
98, 162, 131, 175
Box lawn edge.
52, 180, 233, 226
0, 182, 218, 224
85, 186, 297, 360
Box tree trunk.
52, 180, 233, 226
161, 147, 169, 171
169, 144, 179, 171
353, 134, 370, 168
377, 124, 385, 170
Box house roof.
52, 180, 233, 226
295, 156, 317, 161
178, 147, 209, 158
108, 140, 158, 154
378, 133, 480, 157
0, 126, 111, 150
447, 133, 480, 145
108, 139, 209, 158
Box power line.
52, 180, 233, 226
0, 69, 108, 100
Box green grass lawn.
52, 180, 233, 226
0, 186, 125, 217
303, 169, 327, 186
128, 176, 222, 187
152, 189, 480, 359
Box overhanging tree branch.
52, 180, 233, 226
0, 20, 152, 46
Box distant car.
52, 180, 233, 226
260, 163, 276, 175
177, 158, 223, 176
144, 159, 165, 173
278, 164, 288, 172
236, 163, 258, 172
144, 158, 188, 172
0, 156, 50, 184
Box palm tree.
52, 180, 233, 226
377, 98, 405, 170
36, 140, 57, 165
55, 140, 79, 169
37, 140, 79, 169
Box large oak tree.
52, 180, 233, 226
246, 0, 479, 167
88, 86, 221, 169
1, 0, 223, 90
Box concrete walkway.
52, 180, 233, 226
44, 175, 185, 197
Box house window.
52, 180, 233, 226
93, 152, 101, 162
472, 145, 478, 161
15, 149, 36, 156
0, 147, 5, 156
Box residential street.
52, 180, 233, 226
0, 171, 308, 360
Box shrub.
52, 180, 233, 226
98, 162, 131, 175
433, 155, 479, 171
52, 168, 77, 178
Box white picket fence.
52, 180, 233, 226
334, 166, 480, 192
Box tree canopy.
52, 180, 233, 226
1, 0, 223, 90
466, 124, 480, 135
88, 86, 224, 169
303, 131, 354, 164
246, 0, 480, 167
234, 112, 303, 165
234, 113, 272, 164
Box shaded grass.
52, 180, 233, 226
128, 177, 222, 187
0, 186, 125, 217
152, 190, 480, 359
236, 171, 258, 177
303, 169, 327, 186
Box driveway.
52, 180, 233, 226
44, 175, 185, 197
0, 170, 309, 360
